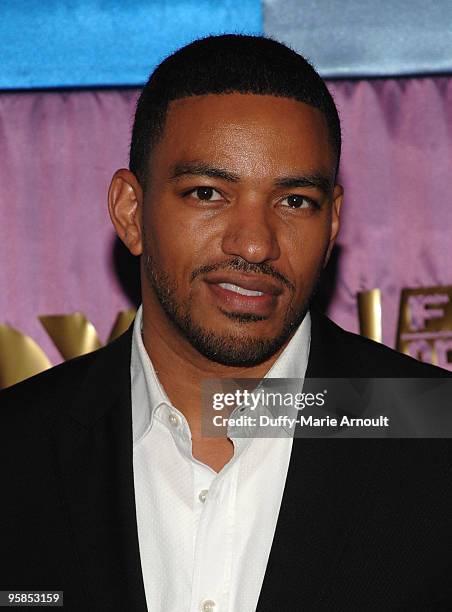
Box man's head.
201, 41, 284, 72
129, 34, 341, 188
109, 34, 343, 368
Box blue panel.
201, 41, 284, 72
264, 0, 452, 78
1, 0, 262, 89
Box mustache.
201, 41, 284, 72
190, 258, 295, 292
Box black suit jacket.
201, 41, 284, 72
1, 311, 452, 611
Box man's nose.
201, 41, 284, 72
220, 198, 281, 264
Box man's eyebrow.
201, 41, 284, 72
169, 162, 240, 182
169, 163, 333, 195
274, 174, 333, 195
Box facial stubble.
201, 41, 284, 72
142, 241, 324, 367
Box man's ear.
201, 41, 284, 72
108, 169, 143, 256
323, 184, 343, 267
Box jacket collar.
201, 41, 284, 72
305, 308, 354, 378
66, 325, 134, 428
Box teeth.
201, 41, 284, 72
219, 283, 264, 297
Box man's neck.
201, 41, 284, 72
140, 306, 292, 471
140, 305, 289, 440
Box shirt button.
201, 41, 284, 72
201, 600, 216, 612
168, 413, 180, 427
198, 489, 209, 503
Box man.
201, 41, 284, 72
1, 34, 452, 611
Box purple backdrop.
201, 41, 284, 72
1, 78, 452, 365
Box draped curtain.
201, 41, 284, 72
2, 78, 451, 364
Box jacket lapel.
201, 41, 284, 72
52, 328, 148, 611
256, 310, 381, 610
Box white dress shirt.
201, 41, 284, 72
131, 306, 311, 612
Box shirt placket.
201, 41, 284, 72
190, 460, 239, 612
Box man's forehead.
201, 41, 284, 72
151, 93, 336, 182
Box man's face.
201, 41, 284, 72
141, 93, 342, 366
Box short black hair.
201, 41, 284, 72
130, 34, 341, 187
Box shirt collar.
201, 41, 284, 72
131, 304, 311, 445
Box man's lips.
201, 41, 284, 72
204, 272, 284, 296
203, 273, 284, 316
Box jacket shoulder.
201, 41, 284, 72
0, 327, 133, 419
311, 311, 451, 378
1, 348, 97, 405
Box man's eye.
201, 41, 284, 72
187, 187, 222, 201
282, 195, 317, 209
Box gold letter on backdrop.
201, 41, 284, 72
0, 309, 136, 389
0, 325, 52, 390
396, 286, 452, 368
357, 289, 382, 343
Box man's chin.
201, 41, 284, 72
176, 317, 300, 367
188, 332, 287, 367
